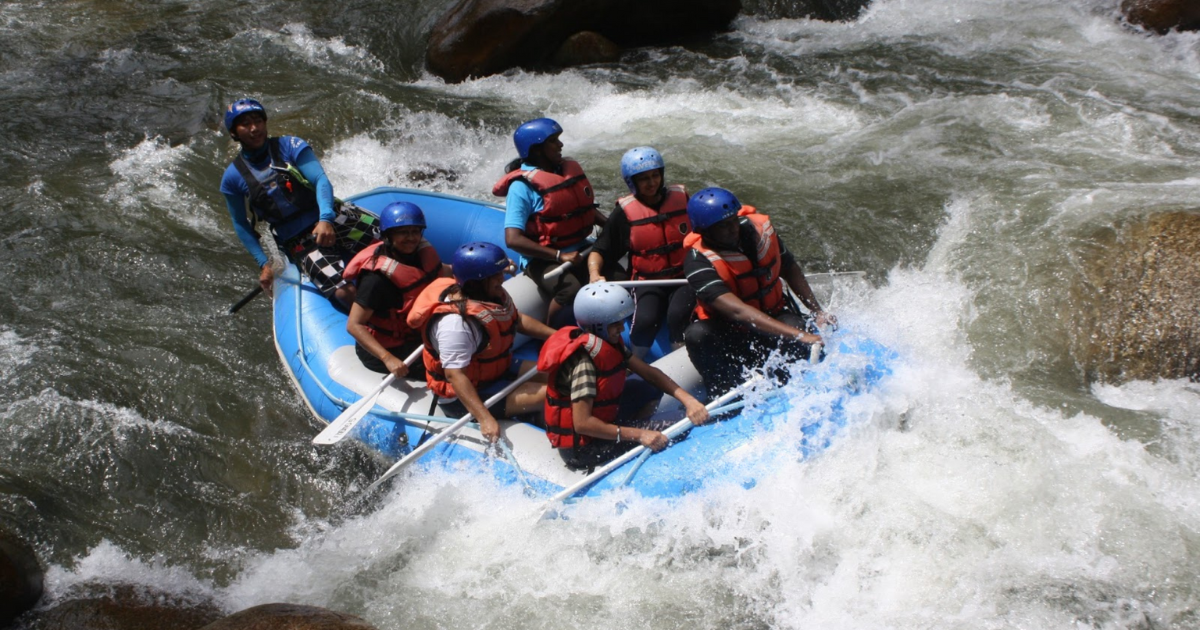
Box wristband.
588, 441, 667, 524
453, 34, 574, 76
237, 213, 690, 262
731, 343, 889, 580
555, 250, 561, 262
615, 426, 622, 444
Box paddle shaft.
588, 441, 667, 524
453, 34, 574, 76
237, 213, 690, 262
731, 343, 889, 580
366, 366, 541, 492
228, 286, 264, 314
611, 279, 686, 288
609, 272, 862, 291
541, 246, 592, 282
312, 346, 424, 445
542, 386, 745, 508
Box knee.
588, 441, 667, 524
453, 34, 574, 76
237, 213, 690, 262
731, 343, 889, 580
683, 320, 717, 345
334, 283, 356, 308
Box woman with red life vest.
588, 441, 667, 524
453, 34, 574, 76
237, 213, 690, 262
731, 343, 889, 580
407, 242, 556, 442
538, 282, 708, 470
587, 146, 695, 357
681, 187, 837, 397
493, 118, 605, 326
344, 202, 447, 380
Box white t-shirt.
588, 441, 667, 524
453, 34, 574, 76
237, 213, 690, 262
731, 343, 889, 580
430, 314, 483, 370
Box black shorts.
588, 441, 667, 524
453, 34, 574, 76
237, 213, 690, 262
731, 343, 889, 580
281, 202, 380, 297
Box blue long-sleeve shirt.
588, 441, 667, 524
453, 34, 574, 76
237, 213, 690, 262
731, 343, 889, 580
220, 137, 335, 267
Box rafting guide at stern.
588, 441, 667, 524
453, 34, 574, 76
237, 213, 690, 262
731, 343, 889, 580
219, 98, 379, 307
682, 187, 836, 397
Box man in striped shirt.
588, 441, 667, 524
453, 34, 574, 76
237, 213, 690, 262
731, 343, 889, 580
681, 188, 834, 396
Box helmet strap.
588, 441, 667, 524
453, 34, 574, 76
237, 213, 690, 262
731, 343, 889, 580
461, 280, 489, 302
525, 146, 562, 172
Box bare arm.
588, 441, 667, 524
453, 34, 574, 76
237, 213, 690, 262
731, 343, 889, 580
346, 303, 408, 378
505, 227, 562, 263
444, 367, 500, 442
706, 292, 822, 345
571, 398, 667, 451
781, 260, 837, 327
516, 311, 557, 341
627, 355, 710, 425
587, 251, 607, 284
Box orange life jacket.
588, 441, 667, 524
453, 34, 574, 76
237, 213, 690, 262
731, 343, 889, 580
406, 278, 518, 399
343, 240, 441, 348
537, 327, 628, 449
492, 159, 596, 248
619, 184, 690, 279
685, 206, 785, 319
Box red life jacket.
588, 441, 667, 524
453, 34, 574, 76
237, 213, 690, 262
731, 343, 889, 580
492, 159, 596, 248
343, 240, 441, 348
619, 184, 690, 279
684, 206, 785, 320
406, 278, 518, 399
537, 327, 627, 449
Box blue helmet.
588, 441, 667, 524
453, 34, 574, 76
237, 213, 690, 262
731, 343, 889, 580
619, 146, 665, 193
687, 187, 742, 232
452, 242, 509, 282
575, 282, 635, 343
224, 98, 267, 132
380, 201, 426, 233
513, 118, 563, 159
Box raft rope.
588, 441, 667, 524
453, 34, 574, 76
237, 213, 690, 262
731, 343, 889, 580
291, 269, 453, 428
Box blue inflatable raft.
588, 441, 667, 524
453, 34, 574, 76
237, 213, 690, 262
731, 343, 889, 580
273, 187, 894, 501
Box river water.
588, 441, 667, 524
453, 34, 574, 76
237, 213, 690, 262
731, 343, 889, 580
2, 0, 1198, 628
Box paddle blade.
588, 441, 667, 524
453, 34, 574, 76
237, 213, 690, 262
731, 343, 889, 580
312, 374, 395, 445
312, 398, 372, 445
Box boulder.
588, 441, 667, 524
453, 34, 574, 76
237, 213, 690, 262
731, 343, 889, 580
1122, 0, 1200, 33
426, 0, 741, 82
0, 527, 43, 626
198, 603, 377, 630
1073, 211, 1200, 383
19, 583, 223, 630
742, 0, 871, 21
550, 31, 622, 68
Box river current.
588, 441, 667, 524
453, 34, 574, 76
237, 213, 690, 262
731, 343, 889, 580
1, 0, 1198, 628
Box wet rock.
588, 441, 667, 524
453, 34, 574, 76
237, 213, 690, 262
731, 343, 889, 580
0, 527, 43, 626
406, 166, 459, 185
1122, 0, 1200, 33
426, 0, 741, 83
18, 583, 223, 630
1073, 211, 1200, 383
742, 0, 871, 21
198, 603, 377, 630
550, 31, 622, 68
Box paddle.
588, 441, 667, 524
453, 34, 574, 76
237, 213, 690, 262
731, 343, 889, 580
539, 383, 749, 516
806, 271, 866, 282
312, 345, 425, 445
541, 246, 591, 282
611, 279, 686, 288
619, 398, 758, 487
609, 272, 864, 291
365, 366, 542, 493
228, 286, 264, 314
